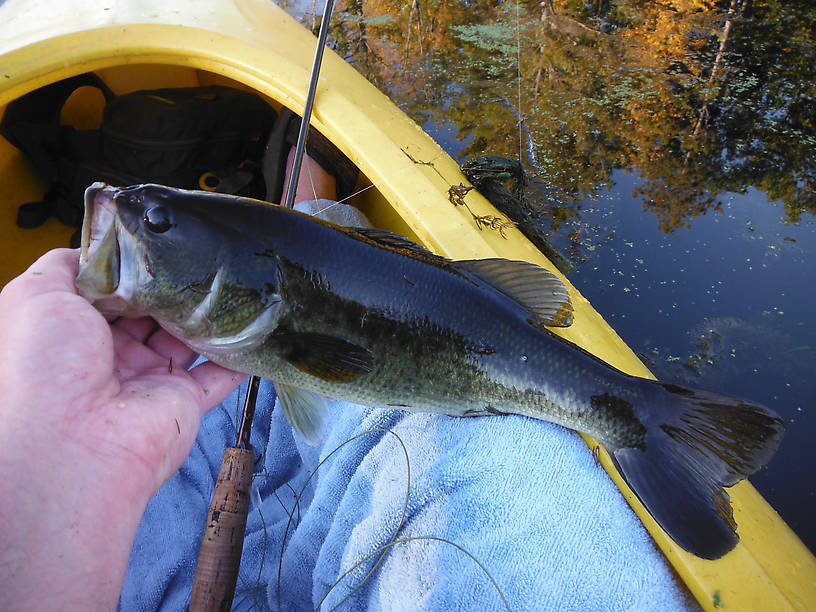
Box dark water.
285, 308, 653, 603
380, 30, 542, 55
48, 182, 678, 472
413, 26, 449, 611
283, 0, 816, 553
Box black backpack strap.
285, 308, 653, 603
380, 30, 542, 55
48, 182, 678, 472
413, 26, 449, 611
16, 196, 57, 229
1, 73, 114, 179
1, 73, 115, 228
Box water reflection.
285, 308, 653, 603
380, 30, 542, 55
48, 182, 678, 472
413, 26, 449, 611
282, 0, 816, 552
301, 0, 816, 230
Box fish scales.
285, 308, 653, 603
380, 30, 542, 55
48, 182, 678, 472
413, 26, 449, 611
207, 207, 637, 442
76, 183, 784, 560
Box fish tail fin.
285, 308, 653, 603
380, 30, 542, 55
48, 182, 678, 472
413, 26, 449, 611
610, 381, 784, 559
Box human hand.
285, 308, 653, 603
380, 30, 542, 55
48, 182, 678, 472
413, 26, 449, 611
0, 248, 246, 610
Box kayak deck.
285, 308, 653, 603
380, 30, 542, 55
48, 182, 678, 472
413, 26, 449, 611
0, 1, 814, 609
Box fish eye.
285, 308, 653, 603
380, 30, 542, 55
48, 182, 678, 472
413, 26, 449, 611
143, 205, 174, 233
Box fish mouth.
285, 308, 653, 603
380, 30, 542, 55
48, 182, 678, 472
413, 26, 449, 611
75, 183, 141, 315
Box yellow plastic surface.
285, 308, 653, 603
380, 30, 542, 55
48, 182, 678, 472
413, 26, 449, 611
0, 1, 813, 609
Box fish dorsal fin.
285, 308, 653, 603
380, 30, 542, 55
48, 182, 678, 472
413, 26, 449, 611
457, 258, 574, 328
276, 383, 330, 446
351, 227, 433, 255
274, 331, 374, 382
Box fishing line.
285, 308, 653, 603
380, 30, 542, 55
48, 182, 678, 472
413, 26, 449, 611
515, 0, 523, 168
273, 480, 305, 610
233, 470, 302, 612
509, 1, 546, 181
275, 428, 411, 612
251, 486, 268, 598
315, 144, 446, 215
312, 184, 378, 216
228, 484, 269, 612
319, 536, 511, 612
240, 468, 306, 608
233, 379, 247, 433
251, 421, 503, 611
281, 481, 303, 526
313, 432, 412, 610
320, 183, 375, 211
306, 157, 319, 202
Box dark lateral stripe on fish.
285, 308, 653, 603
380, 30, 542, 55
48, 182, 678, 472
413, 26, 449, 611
75, 183, 786, 560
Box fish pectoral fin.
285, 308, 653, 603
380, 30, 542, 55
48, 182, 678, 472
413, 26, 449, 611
276, 383, 330, 446
275, 331, 374, 383
457, 258, 574, 327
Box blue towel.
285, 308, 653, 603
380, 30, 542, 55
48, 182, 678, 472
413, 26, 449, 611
120, 381, 694, 611
120, 200, 693, 610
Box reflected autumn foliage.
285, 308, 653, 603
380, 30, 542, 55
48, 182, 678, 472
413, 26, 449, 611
285, 0, 815, 233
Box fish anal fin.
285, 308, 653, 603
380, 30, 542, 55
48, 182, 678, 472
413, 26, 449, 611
610, 381, 784, 559
275, 331, 374, 383
457, 258, 574, 328
276, 383, 330, 446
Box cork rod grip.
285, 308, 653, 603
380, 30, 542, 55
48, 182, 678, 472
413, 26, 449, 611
189, 447, 255, 611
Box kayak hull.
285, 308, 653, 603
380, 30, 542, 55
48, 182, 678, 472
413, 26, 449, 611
1, 1, 813, 609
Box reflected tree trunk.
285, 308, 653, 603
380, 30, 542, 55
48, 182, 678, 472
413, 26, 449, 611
533, 2, 562, 97
345, 0, 373, 66
685, 0, 743, 169
406, 0, 424, 56
540, 0, 603, 37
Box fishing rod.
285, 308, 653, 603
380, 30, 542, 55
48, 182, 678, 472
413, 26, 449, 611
283, 0, 336, 210
189, 1, 335, 609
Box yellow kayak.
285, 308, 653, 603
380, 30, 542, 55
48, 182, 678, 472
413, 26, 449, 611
0, 0, 813, 609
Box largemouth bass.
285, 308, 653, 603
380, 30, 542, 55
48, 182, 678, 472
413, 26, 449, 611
76, 182, 784, 560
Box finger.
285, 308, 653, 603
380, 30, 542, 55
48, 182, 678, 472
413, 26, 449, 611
111, 318, 199, 370
113, 316, 159, 343
146, 328, 201, 371
1, 248, 80, 301
188, 362, 247, 414
110, 325, 171, 377
110, 323, 201, 380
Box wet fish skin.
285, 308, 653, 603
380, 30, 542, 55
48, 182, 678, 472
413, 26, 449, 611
76, 183, 784, 560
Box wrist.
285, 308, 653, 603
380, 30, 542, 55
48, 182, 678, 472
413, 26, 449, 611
0, 419, 152, 611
